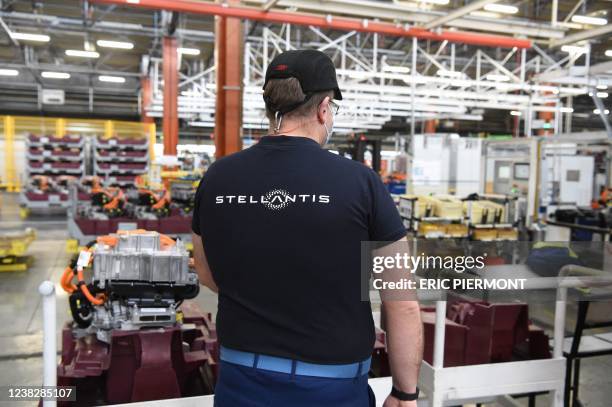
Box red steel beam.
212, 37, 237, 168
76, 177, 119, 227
424, 119, 436, 134
214, 0, 244, 158
162, 36, 179, 155
92, 0, 532, 49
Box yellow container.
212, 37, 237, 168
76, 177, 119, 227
400, 195, 433, 218
420, 195, 463, 219
471, 228, 498, 241
446, 223, 469, 238
464, 200, 505, 224
497, 228, 518, 240
414, 200, 433, 218
418, 222, 446, 238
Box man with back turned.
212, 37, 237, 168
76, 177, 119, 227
192, 49, 423, 407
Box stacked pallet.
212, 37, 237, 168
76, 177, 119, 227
94, 135, 149, 186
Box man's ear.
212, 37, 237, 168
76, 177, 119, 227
317, 96, 330, 124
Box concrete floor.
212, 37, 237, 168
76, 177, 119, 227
0, 191, 610, 406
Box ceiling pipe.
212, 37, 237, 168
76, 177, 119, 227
262, 0, 280, 11
247, 0, 564, 39
550, 24, 612, 48
91, 0, 532, 49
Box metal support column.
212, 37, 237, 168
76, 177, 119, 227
410, 37, 417, 137
162, 36, 179, 156
424, 120, 436, 133
564, 96, 573, 133
3, 116, 18, 192
214, 0, 243, 158
592, 95, 612, 138
104, 120, 114, 139
55, 118, 66, 138
141, 76, 154, 124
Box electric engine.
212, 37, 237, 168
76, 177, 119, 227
62, 230, 199, 343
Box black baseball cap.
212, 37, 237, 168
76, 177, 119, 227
263, 49, 342, 114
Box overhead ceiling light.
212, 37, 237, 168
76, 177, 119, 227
178, 47, 200, 56
485, 73, 510, 82
65, 49, 99, 58
126, 0, 140, 3
560, 107, 574, 113
596, 85, 608, 90
510, 110, 522, 116
0, 69, 19, 76
10, 32, 50, 42
594, 109, 610, 115
181, 90, 202, 96
437, 69, 464, 78
417, 0, 450, 4
483, 4, 518, 14
98, 75, 125, 83
596, 92, 609, 98
606, 50, 612, 57
383, 65, 410, 74
96, 40, 134, 50
571, 15, 608, 26
561, 45, 587, 54
41, 71, 70, 79
470, 11, 501, 19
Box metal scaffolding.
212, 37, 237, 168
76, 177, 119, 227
145, 23, 608, 135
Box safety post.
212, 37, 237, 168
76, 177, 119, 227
104, 120, 114, 139
55, 118, 66, 138
433, 300, 446, 369
553, 286, 567, 359
3, 116, 19, 192
38, 280, 57, 407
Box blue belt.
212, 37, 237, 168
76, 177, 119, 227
220, 346, 371, 379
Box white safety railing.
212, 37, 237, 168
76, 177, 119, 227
423, 264, 612, 407
40, 265, 612, 407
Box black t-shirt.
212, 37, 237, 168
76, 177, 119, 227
192, 135, 406, 364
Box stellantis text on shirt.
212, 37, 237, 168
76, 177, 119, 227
215, 193, 330, 205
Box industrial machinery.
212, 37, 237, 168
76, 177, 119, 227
68, 185, 194, 245
89, 186, 127, 218
0, 228, 36, 272
339, 135, 382, 172
410, 134, 483, 197
170, 180, 198, 215
127, 186, 172, 219
57, 230, 216, 405
76, 176, 103, 201
483, 140, 531, 197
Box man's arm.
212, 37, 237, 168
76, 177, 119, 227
191, 233, 218, 293
383, 300, 423, 406
374, 238, 423, 407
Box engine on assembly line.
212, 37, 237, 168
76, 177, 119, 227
62, 230, 199, 343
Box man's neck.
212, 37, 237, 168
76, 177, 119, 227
270, 121, 323, 145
